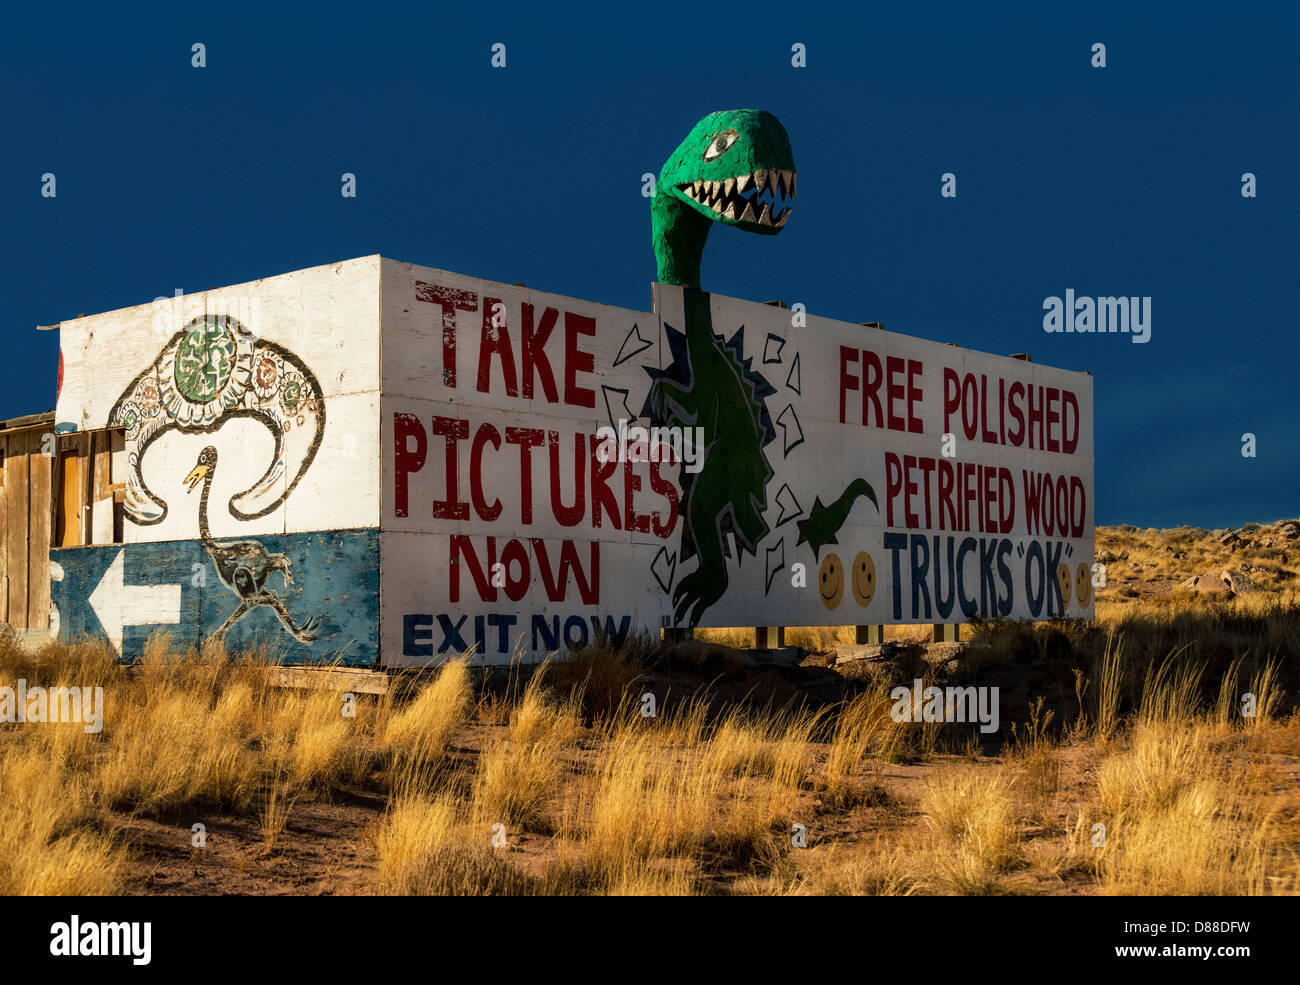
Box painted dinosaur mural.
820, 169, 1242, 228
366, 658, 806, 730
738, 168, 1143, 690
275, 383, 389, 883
645, 109, 879, 627
797, 478, 880, 560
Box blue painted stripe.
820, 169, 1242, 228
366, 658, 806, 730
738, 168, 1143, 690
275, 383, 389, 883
51, 528, 379, 666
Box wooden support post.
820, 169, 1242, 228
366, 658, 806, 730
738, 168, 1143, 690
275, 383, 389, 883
754, 626, 785, 649
933, 623, 961, 643
856, 625, 885, 644
662, 627, 693, 644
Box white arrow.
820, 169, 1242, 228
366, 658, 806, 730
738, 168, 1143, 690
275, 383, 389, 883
89, 548, 182, 653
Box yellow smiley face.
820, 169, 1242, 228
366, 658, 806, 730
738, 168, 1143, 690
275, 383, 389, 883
1076, 562, 1092, 607
819, 553, 844, 609
1057, 563, 1072, 608
851, 550, 876, 607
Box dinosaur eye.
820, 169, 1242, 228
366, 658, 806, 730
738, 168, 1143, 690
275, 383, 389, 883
703, 129, 738, 161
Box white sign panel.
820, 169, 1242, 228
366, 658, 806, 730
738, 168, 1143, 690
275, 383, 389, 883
379, 261, 1094, 665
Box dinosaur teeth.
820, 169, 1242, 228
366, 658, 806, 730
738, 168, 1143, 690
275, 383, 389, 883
790, 171, 797, 197
681, 169, 791, 223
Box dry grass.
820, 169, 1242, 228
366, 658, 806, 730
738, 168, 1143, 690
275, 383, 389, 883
371, 793, 540, 895
759, 840, 919, 896
2, 523, 1299, 895
1091, 722, 1274, 894
1010, 699, 1061, 831
0, 740, 127, 894
258, 771, 298, 854
920, 766, 1024, 892
821, 690, 906, 808
472, 672, 578, 831
381, 657, 472, 792
1096, 519, 1300, 600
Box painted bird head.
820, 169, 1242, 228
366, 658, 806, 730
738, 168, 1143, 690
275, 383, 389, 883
657, 109, 796, 234
267, 552, 294, 584
184, 445, 219, 492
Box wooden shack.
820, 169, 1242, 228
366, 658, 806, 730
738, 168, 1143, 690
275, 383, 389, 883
1, 412, 54, 637
1, 410, 125, 643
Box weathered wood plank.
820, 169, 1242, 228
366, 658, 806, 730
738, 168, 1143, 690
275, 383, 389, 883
272, 665, 389, 695
5, 433, 30, 627
110, 428, 125, 542
92, 429, 112, 542
57, 448, 80, 548
81, 432, 93, 546
28, 432, 52, 628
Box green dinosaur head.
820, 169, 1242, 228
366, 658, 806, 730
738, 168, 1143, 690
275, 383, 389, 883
659, 109, 797, 233
652, 109, 796, 287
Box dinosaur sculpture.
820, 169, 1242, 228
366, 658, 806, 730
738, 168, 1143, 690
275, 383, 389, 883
108, 314, 325, 527
646, 110, 877, 627
651, 109, 796, 290
644, 110, 795, 626
184, 445, 322, 644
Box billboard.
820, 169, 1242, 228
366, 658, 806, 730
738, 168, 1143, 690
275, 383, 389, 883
380, 261, 1094, 665
44, 256, 1093, 666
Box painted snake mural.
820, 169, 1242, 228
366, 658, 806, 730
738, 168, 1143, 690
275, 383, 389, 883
645, 109, 877, 626
108, 314, 325, 526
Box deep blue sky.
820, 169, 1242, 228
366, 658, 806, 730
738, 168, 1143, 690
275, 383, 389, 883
2, 2, 1295, 528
